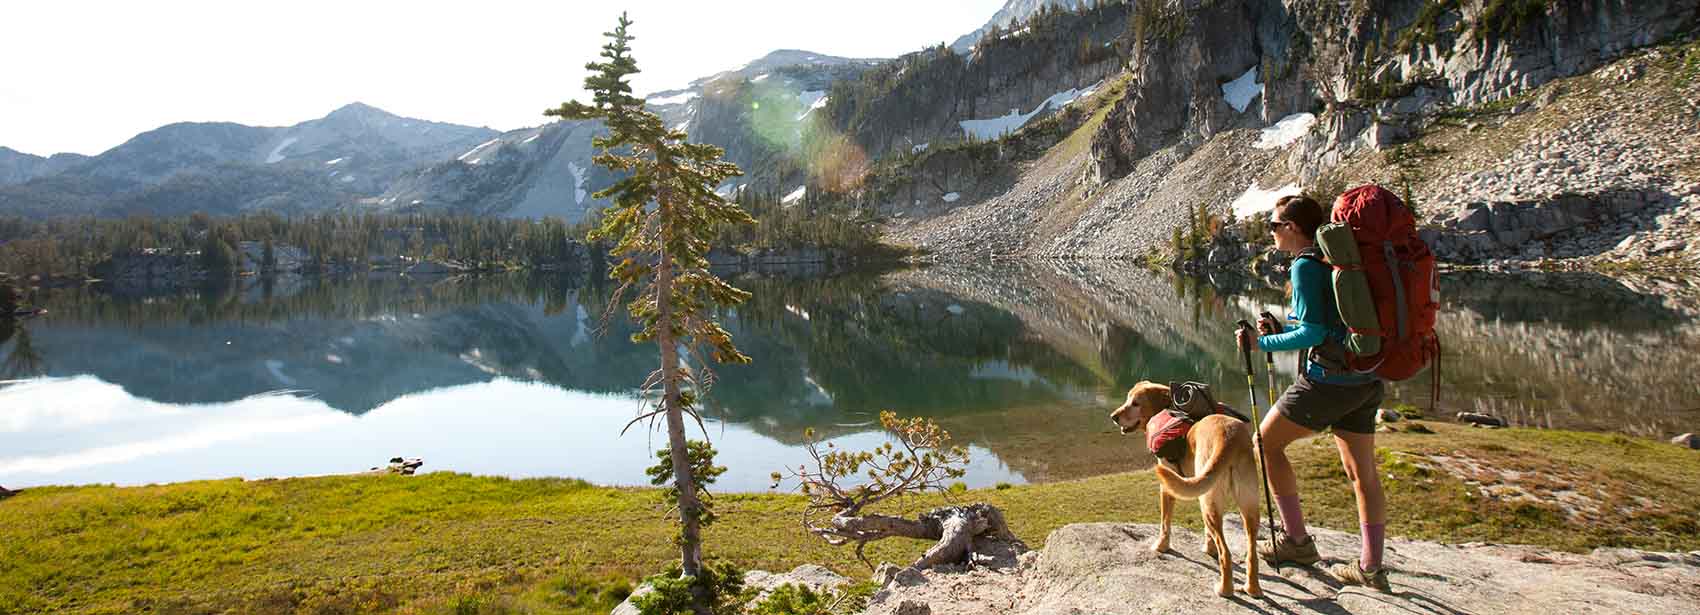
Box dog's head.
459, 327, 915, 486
1109, 381, 1172, 435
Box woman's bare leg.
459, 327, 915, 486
1335, 429, 1387, 570
1260, 410, 1315, 538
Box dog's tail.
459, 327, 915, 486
1153, 438, 1237, 499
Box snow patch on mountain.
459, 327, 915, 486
1254, 113, 1316, 149
797, 91, 828, 120
1222, 66, 1262, 113
647, 91, 698, 106
568, 162, 586, 204
782, 185, 806, 204
1230, 181, 1300, 218
265, 137, 299, 164
458, 138, 502, 163
959, 86, 1087, 141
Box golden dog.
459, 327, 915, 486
1110, 381, 1263, 598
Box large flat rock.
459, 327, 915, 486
865, 521, 1700, 614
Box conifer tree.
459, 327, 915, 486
545, 12, 755, 592
261, 238, 277, 274
200, 227, 238, 278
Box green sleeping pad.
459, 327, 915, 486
1315, 223, 1381, 357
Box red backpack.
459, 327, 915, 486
1325, 185, 1441, 382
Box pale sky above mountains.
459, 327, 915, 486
1, 0, 1004, 157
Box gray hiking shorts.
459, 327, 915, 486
1274, 373, 1385, 435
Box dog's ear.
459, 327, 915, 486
1151, 383, 1174, 412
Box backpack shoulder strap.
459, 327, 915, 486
1294, 246, 1327, 265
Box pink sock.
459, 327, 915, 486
1275, 493, 1308, 540
1362, 523, 1386, 570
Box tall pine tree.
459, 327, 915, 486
261, 238, 277, 274
546, 12, 755, 598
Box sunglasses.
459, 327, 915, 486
1268, 219, 1295, 233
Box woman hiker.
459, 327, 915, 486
1235, 194, 1390, 592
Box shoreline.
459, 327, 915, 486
5, 415, 1694, 494
3, 421, 1697, 613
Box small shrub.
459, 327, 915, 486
1388, 402, 1424, 419
534, 571, 633, 613
1393, 0, 1461, 54
749, 581, 879, 615
748, 583, 830, 615
1680, 42, 1700, 85
1474, 0, 1553, 41
1309, 174, 1350, 208
633, 561, 746, 615
994, 482, 1013, 490
452, 594, 486, 615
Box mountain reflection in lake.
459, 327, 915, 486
2, 264, 1696, 490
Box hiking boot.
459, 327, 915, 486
1330, 559, 1391, 592
1258, 533, 1320, 566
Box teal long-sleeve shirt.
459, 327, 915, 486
1257, 255, 1377, 385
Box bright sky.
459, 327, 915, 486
0, 0, 1006, 157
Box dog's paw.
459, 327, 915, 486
1242, 584, 1264, 598
1217, 584, 1235, 598
1149, 536, 1170, 553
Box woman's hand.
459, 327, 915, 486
1236, 326, 1257, 353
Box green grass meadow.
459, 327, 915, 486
3, 422, 1697, 614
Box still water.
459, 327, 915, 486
3, 262, 1696, 490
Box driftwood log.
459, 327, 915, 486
362, 457, 424, 475
822, 503, 1024, 569
1457, 412, 1507, 428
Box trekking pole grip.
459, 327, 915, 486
1259, 311, 1278, 364
1235, 320, 1256, 375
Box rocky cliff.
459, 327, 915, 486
7, 0, 1696, 265
951, 0, 1093, 54
884, 0, 1700, 269
373, 120, 609, 221
823, 2, 1126, 164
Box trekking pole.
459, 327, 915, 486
1237, 319, 1281, 552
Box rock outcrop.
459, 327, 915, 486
1413, 48, 1700, 267
826, 2, 1126, 163
863, 521, 1700, 615
888, 0, 1700, 268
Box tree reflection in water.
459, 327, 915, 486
4, 265, 1698, 484
2, 274, 47, 379
1, 322, 45, 379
